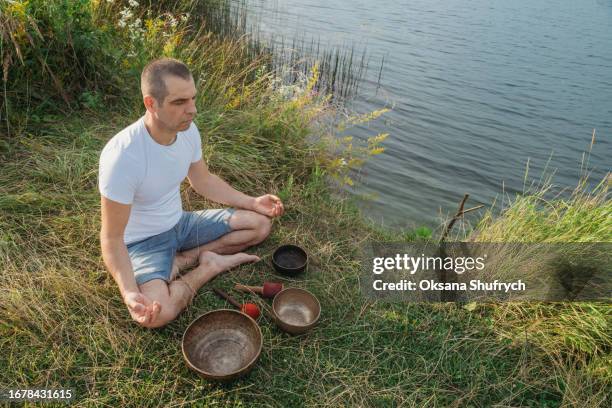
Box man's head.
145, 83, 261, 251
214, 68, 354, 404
141, 58, 197, 132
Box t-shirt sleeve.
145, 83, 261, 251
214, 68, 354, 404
191, 124, 203, 163
98, 147, 142, 205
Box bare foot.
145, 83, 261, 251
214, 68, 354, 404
196, 250, 260, 279
173, 251, 261, 294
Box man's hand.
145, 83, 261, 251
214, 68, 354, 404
123, 291, 161, 326
252, 194, 284, 218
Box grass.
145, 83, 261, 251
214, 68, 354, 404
465, 171, 611, 405
1, 1, 610, 406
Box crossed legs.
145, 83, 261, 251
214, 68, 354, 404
137, 210, 271, 328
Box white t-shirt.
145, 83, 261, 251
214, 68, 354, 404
98, 115, 202, 245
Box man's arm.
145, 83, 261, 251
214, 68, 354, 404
100, 196, 160, 324
187, 159, 255, 210
100, 197, 138, 295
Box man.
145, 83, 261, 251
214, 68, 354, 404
98, 58, 283, 328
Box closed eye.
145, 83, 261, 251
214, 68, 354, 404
172, 96, 197, 105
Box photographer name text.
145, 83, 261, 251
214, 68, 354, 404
373, 279, 525, 292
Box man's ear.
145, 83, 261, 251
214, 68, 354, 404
143, 95, 158, 112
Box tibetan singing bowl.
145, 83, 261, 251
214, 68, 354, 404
182, 309, 262, 381
272, 244, 308, 276
272, 288, 321, 335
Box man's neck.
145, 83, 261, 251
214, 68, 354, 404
143, 113, 177, 146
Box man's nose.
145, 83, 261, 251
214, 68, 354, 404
186, 100, 197, 115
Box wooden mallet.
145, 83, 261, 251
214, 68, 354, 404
234, 282, 284, 298
212, 288, 260, 320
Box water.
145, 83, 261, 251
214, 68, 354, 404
243, 0, 612, 229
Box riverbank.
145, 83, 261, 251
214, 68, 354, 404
1, 1, 609, 406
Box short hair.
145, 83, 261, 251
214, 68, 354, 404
141, 58, 192, 105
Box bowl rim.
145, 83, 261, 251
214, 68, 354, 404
181, 309, 263, 379
272, 244, 308, 270
272, 287, 321, 328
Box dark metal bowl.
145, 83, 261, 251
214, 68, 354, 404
272, 288, 321, 335
272, 244, 308, 276
182, 309, 262, 381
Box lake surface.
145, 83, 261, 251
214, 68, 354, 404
243, 0, 612, 229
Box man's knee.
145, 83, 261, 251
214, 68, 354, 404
230, 209, 272, 244
253, 213, 272, 243
138, 304, 178, 329
136, 282, 179, 329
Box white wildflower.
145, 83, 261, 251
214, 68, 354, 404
119, 8, 132, 19
128, 0, 139, 7
118, 7, 133, 29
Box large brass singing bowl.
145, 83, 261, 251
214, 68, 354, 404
272, 288, 321, 335
182, 309, 262, 381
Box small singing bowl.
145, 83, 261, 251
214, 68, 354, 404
272, 244, 308, 276
272, 288, 321, 335
182, 309, 262, 381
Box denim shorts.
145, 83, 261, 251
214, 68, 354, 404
126, 208, 236, 285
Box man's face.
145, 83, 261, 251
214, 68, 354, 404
148, 75, 197, 132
